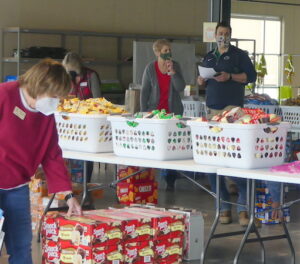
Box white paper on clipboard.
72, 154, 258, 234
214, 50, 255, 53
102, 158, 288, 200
198, 65, 217, 79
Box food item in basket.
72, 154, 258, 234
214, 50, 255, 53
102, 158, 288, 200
195, 107, 281, 124
57, 97, 126, 114
244, 93, 278, 105
134, 109, 182, 120
281, 96, 300, 106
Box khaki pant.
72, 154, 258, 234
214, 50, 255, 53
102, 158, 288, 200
206, 105, 238, 120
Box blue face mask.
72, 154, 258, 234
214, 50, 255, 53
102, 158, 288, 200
35, 97, 60, 116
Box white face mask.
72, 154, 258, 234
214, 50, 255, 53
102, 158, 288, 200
216, 35, 230, 49
35, 97, 60, 116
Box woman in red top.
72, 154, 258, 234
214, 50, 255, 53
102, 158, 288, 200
0, 59, 82, 264
141, 39, 186, 190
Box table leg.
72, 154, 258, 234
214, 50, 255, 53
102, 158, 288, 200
280, 183, 295, 264
201, 174, 220, 264
234, 179, 265, 264
81, 160, 88, 207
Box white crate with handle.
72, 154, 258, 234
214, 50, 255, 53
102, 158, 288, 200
182, 100, 206, 117
280, 106, 300, 129
187, 121, 290, 169
54, 112, 113, 153
108, 116, 193, 160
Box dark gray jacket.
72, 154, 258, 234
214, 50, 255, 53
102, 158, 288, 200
140, 61, 185, 115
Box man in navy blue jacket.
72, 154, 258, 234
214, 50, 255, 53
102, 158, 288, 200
198, 21, 258, 227
199, 21, 257, 118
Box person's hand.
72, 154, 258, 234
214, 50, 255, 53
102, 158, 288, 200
214, 72, 231, 82
66, 197, 82, 217
197, 76, 206, 86
271, 201, 282, 220
166, 60, 175, 75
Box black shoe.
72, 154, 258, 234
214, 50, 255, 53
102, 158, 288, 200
166, 184, 175, 192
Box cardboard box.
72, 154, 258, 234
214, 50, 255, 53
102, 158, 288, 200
117, 181, 158, 205
126, 208, 185, 240
85, 209, 153, 243
57, 214, 122, 247
93, 244, 123, 264
154, 237, 183, 263
117, 166, 155, 184
169, 209, 204, 261
123, 241, 154, 263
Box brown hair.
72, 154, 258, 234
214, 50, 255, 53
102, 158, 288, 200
19, 58, 71, 99
215, 21, 232, 34
152, 39, 171, 53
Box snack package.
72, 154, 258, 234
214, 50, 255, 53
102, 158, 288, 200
125, 208, 185, 240
123, 241, 154, 264
117, 166, 155, 184
57, 214, 123, 247
154, 237, 183, 264
84, 209, 153, 243
117, 181, 158, 205
93, 244, 124, 264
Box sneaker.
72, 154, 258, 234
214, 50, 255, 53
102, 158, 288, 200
239, 211, 262, 228
220, 210, 232, 224
239, 211, 249, 227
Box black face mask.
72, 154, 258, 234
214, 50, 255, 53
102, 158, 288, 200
69, 71, 78, 82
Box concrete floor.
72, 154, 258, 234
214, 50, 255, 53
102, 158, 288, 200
1, 164, 300, 264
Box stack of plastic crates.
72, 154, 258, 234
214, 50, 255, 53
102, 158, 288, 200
182, 100, 206, 117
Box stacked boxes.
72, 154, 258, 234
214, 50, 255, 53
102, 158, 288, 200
42, 213, 124, 264
117, 166, 158, 205
255, 182, 290, 224
41, 207, 186, 263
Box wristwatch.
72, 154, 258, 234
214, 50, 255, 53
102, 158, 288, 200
64, 193, 75, 202
228, 73, 232, 81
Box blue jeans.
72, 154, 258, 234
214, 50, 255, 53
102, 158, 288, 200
160, 169, 178, 187
0, 185, 33, 264
265, 181, 281, 203
207, 174, 247, 213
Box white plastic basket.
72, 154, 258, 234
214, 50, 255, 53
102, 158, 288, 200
182, 100, 206, 117
187, 121, 290, 169
108, 116, 193, 160
54, 112, 113, 153
244, 104, 281, 115
280, 106, 300, 129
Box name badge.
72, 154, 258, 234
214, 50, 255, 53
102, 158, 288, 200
80, 82, 88, 86
13, 106, 26, 120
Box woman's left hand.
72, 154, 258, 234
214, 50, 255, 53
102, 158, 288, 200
166, 60, 175, 75
66, 197, 82, 217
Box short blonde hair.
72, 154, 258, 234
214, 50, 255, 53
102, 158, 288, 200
19, 58, 71, 99
153, 39, 171, 53
62, 52, 84, 74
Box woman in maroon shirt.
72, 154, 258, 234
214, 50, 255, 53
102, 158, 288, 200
0, 59, 82, 264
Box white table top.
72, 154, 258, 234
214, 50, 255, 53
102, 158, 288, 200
217, 167, 300, 184
62, 151, 220, 174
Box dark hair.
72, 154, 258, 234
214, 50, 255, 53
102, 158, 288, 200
215, 21, 232, 34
